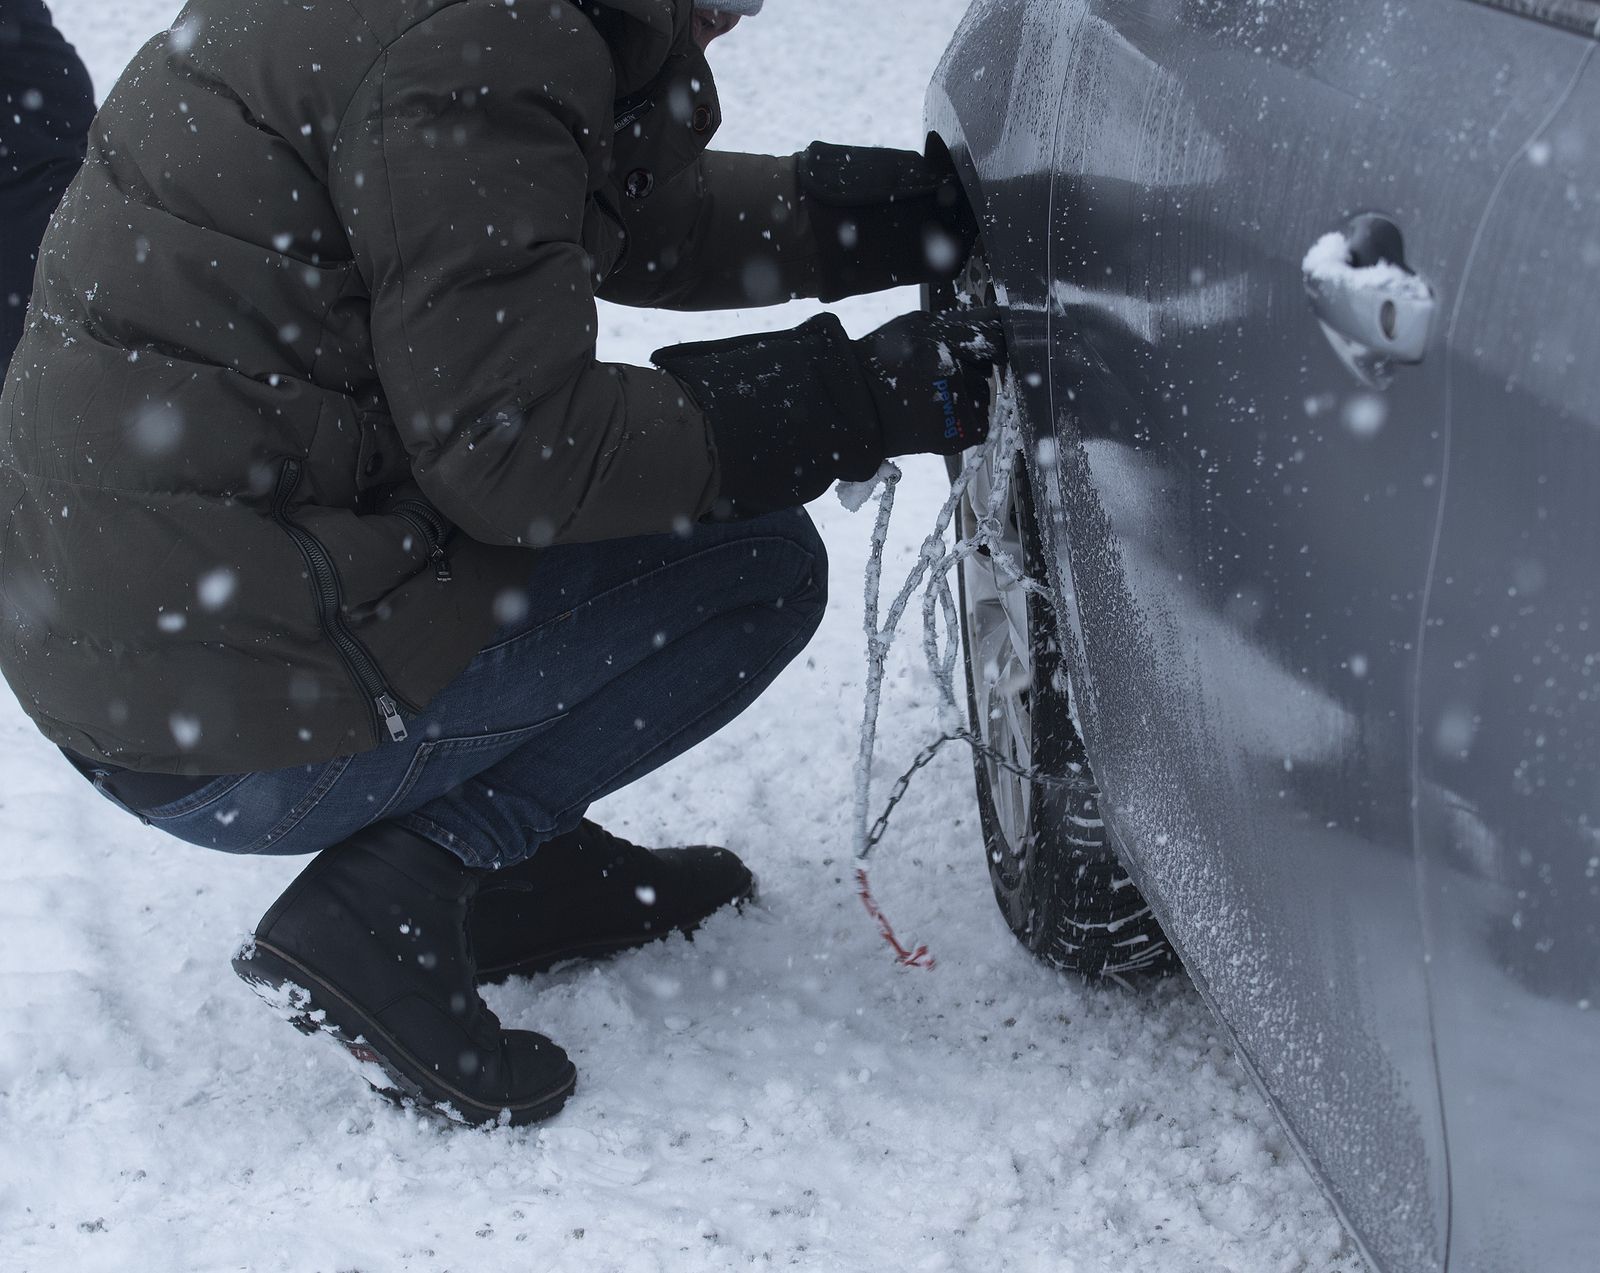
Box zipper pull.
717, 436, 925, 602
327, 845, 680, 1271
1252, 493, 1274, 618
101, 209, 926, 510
430, 545, 453, 584
376, 694, 408, 742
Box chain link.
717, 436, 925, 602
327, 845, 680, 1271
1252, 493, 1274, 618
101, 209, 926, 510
860, 728, 1094, 857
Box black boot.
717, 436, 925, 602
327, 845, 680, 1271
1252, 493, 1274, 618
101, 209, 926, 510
470, 821, 756, 985
233, 823, 577, 1127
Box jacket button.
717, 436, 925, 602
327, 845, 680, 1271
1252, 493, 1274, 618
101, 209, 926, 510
364, 452, 383, 477
691, 104, 713, 134
624, 168, 655, 200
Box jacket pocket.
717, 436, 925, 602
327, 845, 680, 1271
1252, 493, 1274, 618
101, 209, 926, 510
273, 459, 413, 742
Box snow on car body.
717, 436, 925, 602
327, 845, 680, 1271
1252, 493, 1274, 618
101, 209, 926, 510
925, 1, 1600, 1269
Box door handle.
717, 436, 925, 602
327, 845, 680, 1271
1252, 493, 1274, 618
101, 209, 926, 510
1303, 213, 1436, 385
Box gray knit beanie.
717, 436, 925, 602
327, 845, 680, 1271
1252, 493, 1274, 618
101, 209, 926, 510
697, 0, 765, 13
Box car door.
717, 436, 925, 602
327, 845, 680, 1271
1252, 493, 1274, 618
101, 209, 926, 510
1033, 2, 1591, 1271
1414, 26, 1600, 1270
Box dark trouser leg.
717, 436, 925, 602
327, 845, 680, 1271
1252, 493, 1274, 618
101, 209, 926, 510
223, 509, 827, 1125
0, 0, 94, 369
217, 500, 836, 1132
393, 507, 829, 867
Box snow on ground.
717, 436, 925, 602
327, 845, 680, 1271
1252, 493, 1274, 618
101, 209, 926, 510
0, 3, 1365, 1270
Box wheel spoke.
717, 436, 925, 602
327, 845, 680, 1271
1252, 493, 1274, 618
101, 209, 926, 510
997, 578, 1031, 684
957, 382, 1038, 860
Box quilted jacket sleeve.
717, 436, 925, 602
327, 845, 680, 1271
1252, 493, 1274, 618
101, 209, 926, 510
597, 149, 824, 311
332, 0, 719, 548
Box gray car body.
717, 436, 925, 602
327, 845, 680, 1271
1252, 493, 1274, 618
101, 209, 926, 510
924, 2, 1600, 1270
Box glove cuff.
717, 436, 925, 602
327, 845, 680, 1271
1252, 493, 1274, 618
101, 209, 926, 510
800, 141, 947, 207
798, 143, 978, 303
652, 314, 885, 518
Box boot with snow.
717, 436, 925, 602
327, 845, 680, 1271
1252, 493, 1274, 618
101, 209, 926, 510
470, 821, 756, 985
232, 822, 577, 1126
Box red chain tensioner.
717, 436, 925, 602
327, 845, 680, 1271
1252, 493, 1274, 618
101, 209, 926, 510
854, 868, 935, 970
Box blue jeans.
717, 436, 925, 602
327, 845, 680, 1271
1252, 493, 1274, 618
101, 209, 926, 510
88, 508, 827, 868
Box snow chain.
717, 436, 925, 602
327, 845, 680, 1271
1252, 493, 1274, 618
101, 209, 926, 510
846, 380, 1094, 964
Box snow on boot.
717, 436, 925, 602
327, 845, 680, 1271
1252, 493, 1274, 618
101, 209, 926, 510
470, 821, 756, 984
232, 822, 577, 1127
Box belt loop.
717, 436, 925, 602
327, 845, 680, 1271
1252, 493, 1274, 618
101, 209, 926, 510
88, 768, 152, 825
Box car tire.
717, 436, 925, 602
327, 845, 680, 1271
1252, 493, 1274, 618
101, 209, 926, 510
937, 258, 1179, 981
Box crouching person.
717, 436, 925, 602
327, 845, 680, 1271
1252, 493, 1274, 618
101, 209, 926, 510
0, 0, 1002, 1125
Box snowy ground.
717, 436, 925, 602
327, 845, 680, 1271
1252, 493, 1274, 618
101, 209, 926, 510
0, 3, 1366, 1270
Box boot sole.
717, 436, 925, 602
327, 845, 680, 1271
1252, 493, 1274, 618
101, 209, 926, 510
475, 876, 759, 986
233, 939, 577, 1128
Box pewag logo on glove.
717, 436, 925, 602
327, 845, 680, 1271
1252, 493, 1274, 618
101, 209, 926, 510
934, 378, 961, 443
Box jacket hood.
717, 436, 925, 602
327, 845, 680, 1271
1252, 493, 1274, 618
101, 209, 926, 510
592, 0, 693, 95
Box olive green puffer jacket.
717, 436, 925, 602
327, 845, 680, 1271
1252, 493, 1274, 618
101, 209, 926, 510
0, 0, 824, 773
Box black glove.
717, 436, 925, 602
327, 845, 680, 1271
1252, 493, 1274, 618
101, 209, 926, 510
798, 142, 980, 303
855, 308, 1002, 458
653, 308, 1005, 518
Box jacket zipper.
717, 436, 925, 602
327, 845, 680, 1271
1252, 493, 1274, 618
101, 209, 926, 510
390, 498, 453, 583
273, 460, 410, 743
